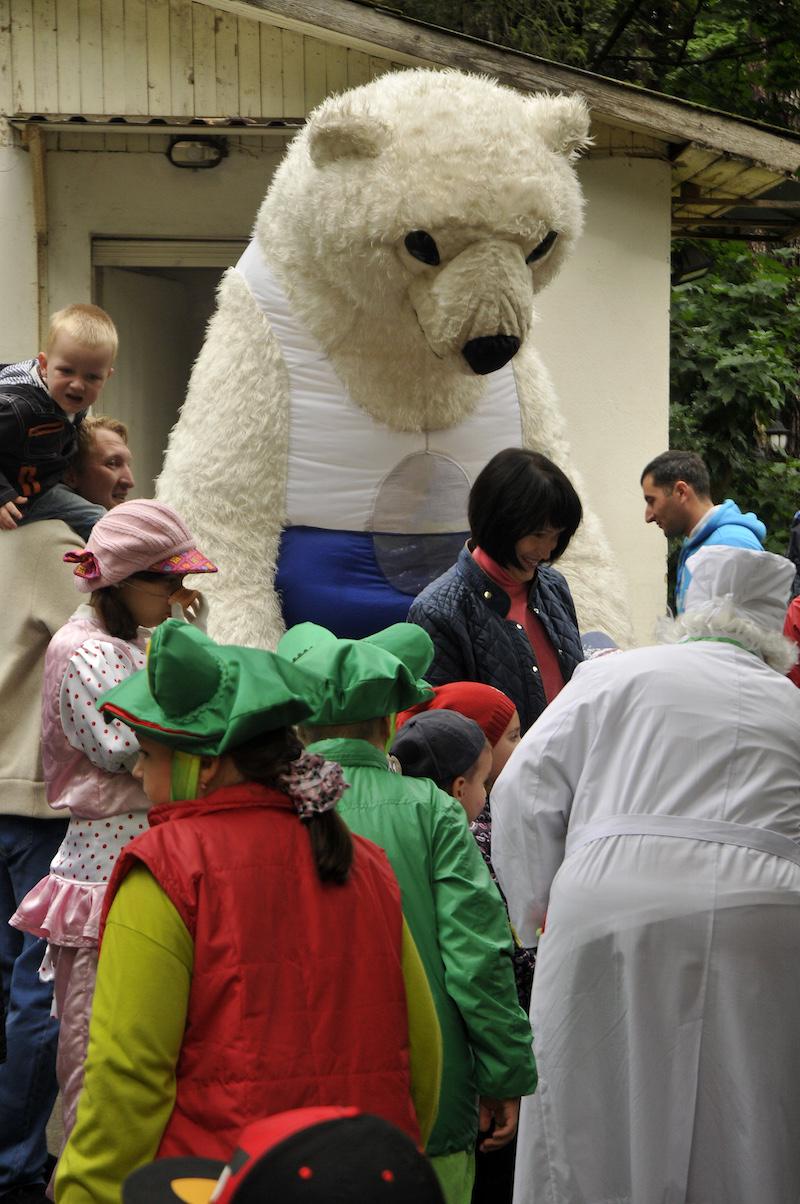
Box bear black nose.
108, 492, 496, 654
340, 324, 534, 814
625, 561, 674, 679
462, 335, 521, 375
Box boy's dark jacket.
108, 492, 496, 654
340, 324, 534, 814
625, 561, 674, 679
0, 366, 83, 507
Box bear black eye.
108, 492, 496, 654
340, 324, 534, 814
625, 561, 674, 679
526, 230, 558, 265
404, 230, 440, 266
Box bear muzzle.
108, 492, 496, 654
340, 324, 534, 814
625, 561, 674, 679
408, 238, 532, 370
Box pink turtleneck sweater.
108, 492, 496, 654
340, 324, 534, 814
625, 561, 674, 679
472, 546, 565, 704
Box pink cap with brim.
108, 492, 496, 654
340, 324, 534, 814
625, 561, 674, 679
64, 499, 218, 593
147, 547, 218, 575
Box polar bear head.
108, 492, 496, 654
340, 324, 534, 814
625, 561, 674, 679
257, 68, 590, 429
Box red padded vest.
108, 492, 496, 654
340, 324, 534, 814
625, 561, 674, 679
102, 782, 419, 1158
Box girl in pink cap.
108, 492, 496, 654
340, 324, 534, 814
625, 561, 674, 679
11, 499, 216, 1190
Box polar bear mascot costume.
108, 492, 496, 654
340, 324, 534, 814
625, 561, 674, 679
158, 68, 633, 649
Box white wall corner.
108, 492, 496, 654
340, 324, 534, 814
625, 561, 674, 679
0, 130, 39, 357
534, 155, 673, 644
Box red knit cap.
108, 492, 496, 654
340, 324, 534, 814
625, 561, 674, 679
395, 682, 516, 748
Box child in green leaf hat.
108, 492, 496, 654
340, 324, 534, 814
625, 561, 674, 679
56, 620, 442, 1204
277, 622, 537, 1204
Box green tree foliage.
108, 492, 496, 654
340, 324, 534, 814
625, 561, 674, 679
670, 243, 800, 552
390, 0, 800, 126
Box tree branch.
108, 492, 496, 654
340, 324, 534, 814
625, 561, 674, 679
589, 0, 650, 71
603, 31, 787, 69
675, 0, 709, 67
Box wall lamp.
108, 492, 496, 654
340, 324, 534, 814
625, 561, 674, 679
167, 137, 227, 169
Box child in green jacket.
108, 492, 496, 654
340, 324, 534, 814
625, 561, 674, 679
277, 622, 538, 1204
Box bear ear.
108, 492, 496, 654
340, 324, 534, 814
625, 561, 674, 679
526, 92, 592, 158
308, 106, 391, 167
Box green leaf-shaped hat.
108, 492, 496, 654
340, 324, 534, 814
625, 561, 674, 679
276, 622, 435, 725
98, 619, 326, 755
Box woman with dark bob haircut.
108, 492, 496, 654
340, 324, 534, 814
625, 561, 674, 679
408, 448, 584, 735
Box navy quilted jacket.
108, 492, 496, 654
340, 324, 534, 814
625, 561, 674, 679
408, 546, 584, 734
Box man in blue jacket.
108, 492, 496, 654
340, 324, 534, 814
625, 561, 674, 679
641, 450, 765, 612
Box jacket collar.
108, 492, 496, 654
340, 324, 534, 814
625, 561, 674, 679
456, 544, 510, 615
306, 737, 391, 772
456, 543, 551, 617
148, 781, 293, 827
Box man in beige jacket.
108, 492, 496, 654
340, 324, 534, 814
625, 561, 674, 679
0, 417, 133, 1204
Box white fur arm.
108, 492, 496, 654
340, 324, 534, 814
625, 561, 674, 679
157, 269, 291, 650
513, 342, 634, 647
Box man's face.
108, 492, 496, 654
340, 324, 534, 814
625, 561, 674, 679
642, 473, 689, 538
38, 333, 115, 415
75, 428, 135, 508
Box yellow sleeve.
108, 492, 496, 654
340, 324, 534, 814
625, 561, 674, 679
55, 864, 193, 1204
401, 916, 442, 1147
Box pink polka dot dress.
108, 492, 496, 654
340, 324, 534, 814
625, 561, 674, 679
11, 605, 152, 948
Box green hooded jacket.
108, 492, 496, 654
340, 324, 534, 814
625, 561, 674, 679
307, 736, 538, 1158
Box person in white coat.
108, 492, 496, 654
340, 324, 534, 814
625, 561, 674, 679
491, 545, 800, 1204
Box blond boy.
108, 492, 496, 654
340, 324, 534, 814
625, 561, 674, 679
0, 304, 117, 539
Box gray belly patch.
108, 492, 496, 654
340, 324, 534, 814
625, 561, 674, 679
371, 451, 470, 593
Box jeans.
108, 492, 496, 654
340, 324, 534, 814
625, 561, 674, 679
0, 815, 68, 1191
20, 485, 105, 543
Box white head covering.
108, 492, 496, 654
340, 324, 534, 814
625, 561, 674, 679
684, 546, 794, 633
657, 546, 796, 673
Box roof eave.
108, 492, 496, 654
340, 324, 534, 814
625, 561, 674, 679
218, 0, 800, 176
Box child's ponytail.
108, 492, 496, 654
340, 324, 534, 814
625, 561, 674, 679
306, 811, 354, 885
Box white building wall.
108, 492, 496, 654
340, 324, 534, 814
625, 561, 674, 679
535, 157, 672, 641
45, 143, 284, 304
0, 134, 39, 357
0, 0, 407, 130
